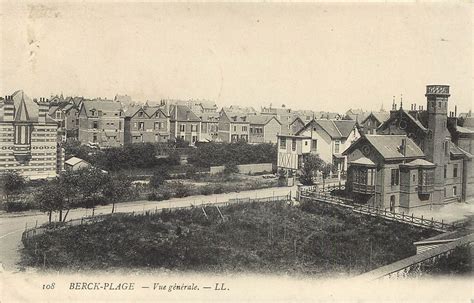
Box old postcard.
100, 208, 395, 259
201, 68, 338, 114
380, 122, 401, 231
0, 1, 472, 302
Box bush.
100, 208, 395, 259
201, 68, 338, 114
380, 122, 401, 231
223, 163, 239, 175
3, 200, 37, 212
188, 142, 277, 168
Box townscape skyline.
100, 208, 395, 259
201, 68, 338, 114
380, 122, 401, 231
1, 3, 472, 114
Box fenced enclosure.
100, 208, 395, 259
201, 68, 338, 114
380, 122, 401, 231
299, 190, 465, 232
22, 193, 292, 245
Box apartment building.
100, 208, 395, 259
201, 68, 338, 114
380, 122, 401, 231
77, 99, 125, 148
0, 90, 63, 179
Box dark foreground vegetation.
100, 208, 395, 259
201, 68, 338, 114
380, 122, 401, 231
22, 201, 438, 275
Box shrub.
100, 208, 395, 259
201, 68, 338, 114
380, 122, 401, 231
223, 163, 239, 175
3, 200, 37, 212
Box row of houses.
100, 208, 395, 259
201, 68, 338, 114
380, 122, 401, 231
45, 96, 364, 148
277, 85, 474, 212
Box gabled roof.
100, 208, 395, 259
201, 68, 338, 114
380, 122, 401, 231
124, 105, 145, 118
81, 100, 123, 117
144, 106, 168, 118
170, 104, 201, 122
378, 109, 428, 133
363, 111, 390, 124
333, 120, 357, 138
344, 135, 425, 160
296, 119, 356, 139
247, 115, 281, 125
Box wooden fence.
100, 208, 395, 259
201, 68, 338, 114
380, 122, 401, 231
299, 191, 464, 232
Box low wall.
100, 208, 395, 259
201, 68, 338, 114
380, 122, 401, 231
209, 163, 273, 175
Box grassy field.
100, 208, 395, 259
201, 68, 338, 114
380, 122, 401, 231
21, 201, 438, 276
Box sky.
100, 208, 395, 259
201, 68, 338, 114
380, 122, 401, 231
1, 2, 472, 113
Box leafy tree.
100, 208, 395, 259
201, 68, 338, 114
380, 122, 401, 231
103, 174, 133, 213
1, 172, 26, 202
57, 170, 82, 221
36, 179, 65, 223
75, 167, 110, 209
150, 167, 170, 188
299, 154, 326, 185
188, 142, 277, 168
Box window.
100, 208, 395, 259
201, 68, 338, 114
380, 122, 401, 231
413, 174, 416, 182
311, 139, 318, 151
453, 164, 458, 178
242, 126, 247, 132
233, 126, 237, 132
192, 135, 197, 143
334, 141, 340, 153
280, 138, 286, 149
180, 124, 186, 132
155, 122, 163, 130
138, 112, 143, 117
444, 165, 447, 178
453, 186, 457, 196
292, 139, 296, 151
98, 110, 103, 116
93, 121, 98, 129
191, 124, 197, 132
93, 134, 97, 143
305, 141, 308, 146
138, 122, 144, 131
391, 169, 400, 186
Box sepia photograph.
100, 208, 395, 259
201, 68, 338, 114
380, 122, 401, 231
0, 1, 472, 302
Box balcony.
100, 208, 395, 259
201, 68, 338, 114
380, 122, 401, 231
353, 183, 375, 195
417, 184, 434, 194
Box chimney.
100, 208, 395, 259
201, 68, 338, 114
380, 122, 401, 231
38, 99, 49, 124
455, 105, 457, 117
3, 96, 14, 121
400, 138, 407, 157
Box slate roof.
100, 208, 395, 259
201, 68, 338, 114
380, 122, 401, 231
144, 106, 168, 117
363, 111, 390, 124
365, 135, 425, 159
81, 100, 123, 117
170, 104, 201, 122
344, 135, 424, 160
333, 120, 357, 138
247, 115, 281, 125
296, 119, 356, 139
124, 105, 143, 118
